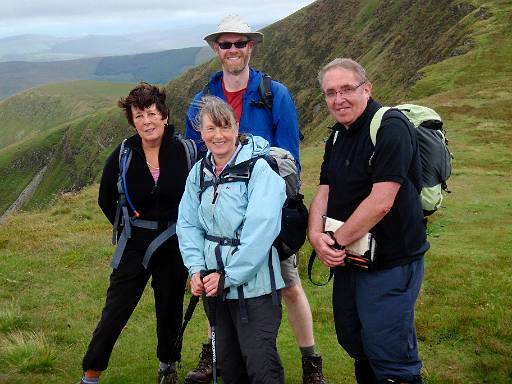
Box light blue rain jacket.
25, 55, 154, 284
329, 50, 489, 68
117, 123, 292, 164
177, 135, 286, 299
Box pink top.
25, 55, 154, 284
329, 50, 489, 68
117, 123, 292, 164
150, 169, 160, 182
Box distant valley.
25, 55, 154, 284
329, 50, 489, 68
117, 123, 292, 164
0, 46, 213, 100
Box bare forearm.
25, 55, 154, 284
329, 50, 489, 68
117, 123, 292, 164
308, 185, 329, 237
334, 182, 400, 246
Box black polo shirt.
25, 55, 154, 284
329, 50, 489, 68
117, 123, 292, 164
320, 98, 429, 269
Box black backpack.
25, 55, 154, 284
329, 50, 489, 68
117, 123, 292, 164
198, 146, 308, 261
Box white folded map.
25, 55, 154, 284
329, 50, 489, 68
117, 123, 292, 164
324, 216, 376, 261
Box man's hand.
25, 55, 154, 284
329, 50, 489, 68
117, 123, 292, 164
190, 272, 205, 296
308, 230, 346, 267
203, 272, 221, 297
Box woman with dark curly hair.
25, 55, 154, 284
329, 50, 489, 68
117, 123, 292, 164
79, 82, 190, 384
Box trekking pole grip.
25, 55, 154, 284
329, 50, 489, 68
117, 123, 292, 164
207, 296, 217, 327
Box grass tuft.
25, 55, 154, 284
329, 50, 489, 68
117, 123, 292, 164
0, 304, 27, 333
0, 331, 56, 374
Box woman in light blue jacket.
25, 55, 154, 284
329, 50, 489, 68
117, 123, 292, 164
177, 96, 286, 384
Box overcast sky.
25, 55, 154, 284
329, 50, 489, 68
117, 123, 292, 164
0, 0, 316, 38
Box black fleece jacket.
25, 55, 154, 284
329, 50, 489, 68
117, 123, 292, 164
98, 125, 189, 250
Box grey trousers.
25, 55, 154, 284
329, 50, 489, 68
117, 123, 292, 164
215, 293, 284, 384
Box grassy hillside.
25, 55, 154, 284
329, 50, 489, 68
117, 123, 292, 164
0, 47, 211, 100
0, 80, 136, 213
0, 106, 133, 214
0, 80, 133, 149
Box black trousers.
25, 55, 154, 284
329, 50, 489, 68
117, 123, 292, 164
82, 238, 187, 371
216, 293, 284, 384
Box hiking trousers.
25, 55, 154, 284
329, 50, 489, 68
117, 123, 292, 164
332, 258, 424, 382
82, 238, 187, 371
216, 293, 284, 384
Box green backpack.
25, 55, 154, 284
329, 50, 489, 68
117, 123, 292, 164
370, 104, 453, 216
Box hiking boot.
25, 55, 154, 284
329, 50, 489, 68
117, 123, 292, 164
185, 343, 213, 384
302, 354, 327, 384
158, 366, 178, 384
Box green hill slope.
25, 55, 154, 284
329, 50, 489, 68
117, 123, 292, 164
0, 106, 133, 214
0, 80, 133, 149
0, 80, 136, 213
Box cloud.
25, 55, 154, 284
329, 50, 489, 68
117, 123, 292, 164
0, 0, 315, 38
1, 0, 314, 22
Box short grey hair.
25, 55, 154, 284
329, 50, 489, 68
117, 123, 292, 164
194, 95, 238, 132
318, 58, 370, 88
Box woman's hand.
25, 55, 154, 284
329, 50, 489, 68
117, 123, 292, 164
203, 272, 221, 297
190, 272, 205, 296
309, 230, 346, 267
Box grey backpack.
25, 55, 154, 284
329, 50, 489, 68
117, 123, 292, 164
370, 104, 453, 215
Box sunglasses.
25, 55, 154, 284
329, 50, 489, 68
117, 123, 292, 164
217, 40, 249, 50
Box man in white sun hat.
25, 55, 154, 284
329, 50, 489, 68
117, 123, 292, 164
184, 14, 327, 384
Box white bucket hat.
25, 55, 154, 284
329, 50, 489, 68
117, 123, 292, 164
204, 15, 264, 48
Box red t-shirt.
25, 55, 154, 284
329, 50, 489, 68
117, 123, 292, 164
222, 80, 246, 122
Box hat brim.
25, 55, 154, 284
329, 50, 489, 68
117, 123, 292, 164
204, 32, 263, 49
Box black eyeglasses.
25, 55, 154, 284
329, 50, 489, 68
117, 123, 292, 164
217, 40, 249, 50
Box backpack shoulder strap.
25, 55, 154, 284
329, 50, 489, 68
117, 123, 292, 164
261, 154, 279, 174
118, 138, 131, 171
113, 138, 132, 244
223, 157, 259, 185
176, 134, 197, 172
202, 82, 210, 97
199, 157, 208, 193
259, 73, 273, 112
369, 107, 391, 146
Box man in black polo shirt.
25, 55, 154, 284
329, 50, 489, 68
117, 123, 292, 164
308, 58, 428, 384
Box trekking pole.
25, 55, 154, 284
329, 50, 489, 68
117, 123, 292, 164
207, 295, 218, 384
174, 269, 215, 359
174, 295, 199, 358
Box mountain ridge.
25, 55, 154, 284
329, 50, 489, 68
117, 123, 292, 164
0, 46, 213, 100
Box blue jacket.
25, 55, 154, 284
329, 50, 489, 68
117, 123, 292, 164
177, 135, 286, 300
185, 67, 301, 171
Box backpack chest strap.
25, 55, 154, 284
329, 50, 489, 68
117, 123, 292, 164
204, 234, 278, 321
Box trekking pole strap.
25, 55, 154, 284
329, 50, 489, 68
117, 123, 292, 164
173, 294, 200, 361
237, 286, 249, 324
307, 249, 334, 286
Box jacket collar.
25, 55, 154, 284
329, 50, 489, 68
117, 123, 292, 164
208, 67, 261, 94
